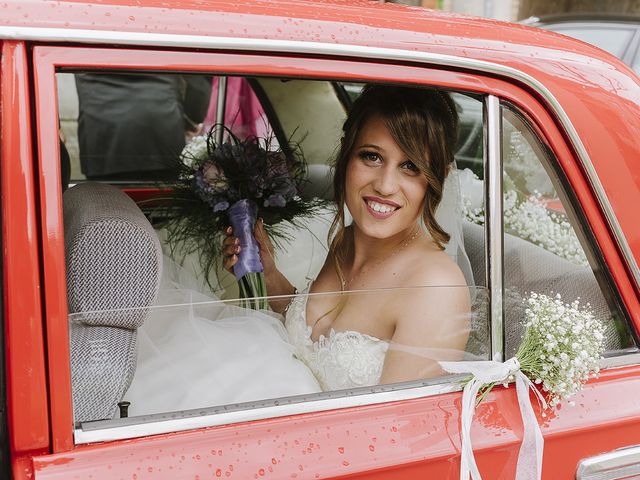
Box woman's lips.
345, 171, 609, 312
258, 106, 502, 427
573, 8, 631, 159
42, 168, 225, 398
363, 197, 399, 219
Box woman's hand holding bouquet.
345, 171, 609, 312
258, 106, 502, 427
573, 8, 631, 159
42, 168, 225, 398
223, 220, 296, 313
164, 128, 324, 309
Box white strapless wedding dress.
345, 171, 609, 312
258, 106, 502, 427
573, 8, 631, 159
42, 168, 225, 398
123, 302, 321, 417
284, 292, 389, 391
123, 285, 389, 418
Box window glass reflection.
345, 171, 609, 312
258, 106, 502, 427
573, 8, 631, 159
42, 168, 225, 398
69, 285, 488, 421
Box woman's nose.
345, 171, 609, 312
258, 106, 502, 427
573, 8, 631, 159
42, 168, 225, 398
373, 166, 399, 195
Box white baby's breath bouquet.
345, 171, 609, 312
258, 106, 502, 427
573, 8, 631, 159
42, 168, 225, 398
440, 292, 605, 480
515, 292, 604, 408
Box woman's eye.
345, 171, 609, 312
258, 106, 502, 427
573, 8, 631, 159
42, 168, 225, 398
359, 151, 382, 163
401, 161, 420, 175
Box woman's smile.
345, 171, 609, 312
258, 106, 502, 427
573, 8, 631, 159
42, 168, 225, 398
363, 196, 400, 218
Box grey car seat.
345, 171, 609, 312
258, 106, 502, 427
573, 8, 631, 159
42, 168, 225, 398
64, 182, 162, 422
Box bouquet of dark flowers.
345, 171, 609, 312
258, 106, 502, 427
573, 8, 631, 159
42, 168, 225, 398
163, 127, 324, 309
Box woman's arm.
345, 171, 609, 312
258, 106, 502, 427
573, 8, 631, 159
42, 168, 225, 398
263, 268, 297, 314
379, 269, 471, 384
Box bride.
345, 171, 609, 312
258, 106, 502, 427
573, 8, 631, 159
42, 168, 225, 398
124, 85, 472, 417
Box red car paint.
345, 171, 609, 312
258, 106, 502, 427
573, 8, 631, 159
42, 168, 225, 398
0, 1, 638, 478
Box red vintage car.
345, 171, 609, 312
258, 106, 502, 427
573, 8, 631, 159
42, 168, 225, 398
1, 1, 639, 479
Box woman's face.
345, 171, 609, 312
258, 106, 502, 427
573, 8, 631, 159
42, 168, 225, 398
344, 115, 428, 241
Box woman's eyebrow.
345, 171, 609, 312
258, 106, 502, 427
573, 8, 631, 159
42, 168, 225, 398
357, 143, 382, 150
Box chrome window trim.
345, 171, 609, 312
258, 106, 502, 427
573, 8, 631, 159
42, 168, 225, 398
577, 444, 640, 480
600, 351, 640, 369
6, 26, 636, 289
485, 95, 504, 362
74, 381, 460, 444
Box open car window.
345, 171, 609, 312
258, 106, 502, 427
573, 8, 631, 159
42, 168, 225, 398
56, 68, 636, 444
58, 71, 492, 435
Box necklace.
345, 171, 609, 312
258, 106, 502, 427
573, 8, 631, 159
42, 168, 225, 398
341, 228, 420, 290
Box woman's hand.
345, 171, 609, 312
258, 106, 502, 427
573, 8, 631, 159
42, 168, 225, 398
222, 227, 240, 274
222, 220, 295, 314
222, 219, 276, 275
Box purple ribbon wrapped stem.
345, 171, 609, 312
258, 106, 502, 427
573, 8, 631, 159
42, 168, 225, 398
228, 199, 264, 280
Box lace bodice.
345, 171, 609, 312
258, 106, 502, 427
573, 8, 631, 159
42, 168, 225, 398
284, 291, 389, 391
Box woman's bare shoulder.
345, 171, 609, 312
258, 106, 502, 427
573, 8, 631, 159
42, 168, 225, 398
386, 246, 471, 352
402, 244, 467, 288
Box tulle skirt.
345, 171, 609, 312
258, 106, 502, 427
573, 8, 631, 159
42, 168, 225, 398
122, 258, 321, 418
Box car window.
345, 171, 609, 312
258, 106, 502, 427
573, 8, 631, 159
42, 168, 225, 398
497, 103, 635, 359
549, 25, 635, 58
58, 72, 490, 430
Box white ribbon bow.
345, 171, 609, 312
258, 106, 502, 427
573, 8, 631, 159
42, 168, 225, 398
439, 357, 546, 480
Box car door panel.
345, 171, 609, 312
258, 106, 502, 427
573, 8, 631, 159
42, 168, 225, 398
24, 42, 640, 480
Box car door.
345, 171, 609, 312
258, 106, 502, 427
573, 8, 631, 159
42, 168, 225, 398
17, 41, 640, 480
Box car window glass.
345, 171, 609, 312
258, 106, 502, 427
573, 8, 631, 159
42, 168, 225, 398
498, 104, 635, 359
58, 73, 489, 429
68, 285, 484, 422
550, 26, 635, 58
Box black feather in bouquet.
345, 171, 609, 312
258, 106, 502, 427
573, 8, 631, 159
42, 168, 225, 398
161, 127, 325, 309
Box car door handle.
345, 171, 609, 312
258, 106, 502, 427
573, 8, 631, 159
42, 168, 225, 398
577, 445, 640, 479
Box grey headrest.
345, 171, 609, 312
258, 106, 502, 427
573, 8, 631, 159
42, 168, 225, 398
64, 182, 162, 329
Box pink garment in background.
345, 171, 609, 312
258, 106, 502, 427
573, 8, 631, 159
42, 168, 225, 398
204, 77, 270, 140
